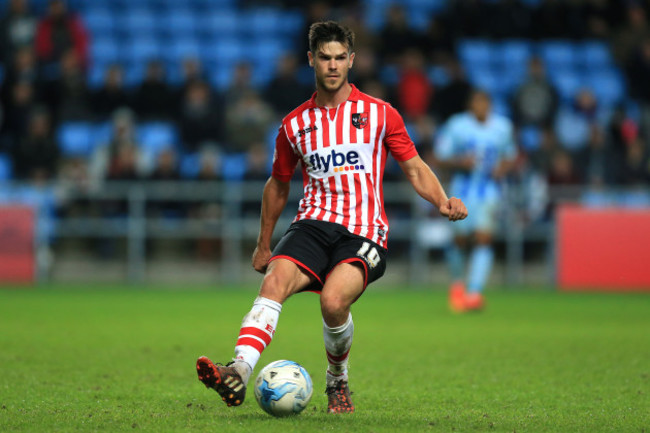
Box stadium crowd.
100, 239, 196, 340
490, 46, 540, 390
0, 0, 649, 209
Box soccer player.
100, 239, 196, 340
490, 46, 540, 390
196, 21, 467, 413
434, 90, 517, 312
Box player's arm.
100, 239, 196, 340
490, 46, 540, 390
252, 124, 298, 273
398, 155, 467, 221
252, 176, 291, 273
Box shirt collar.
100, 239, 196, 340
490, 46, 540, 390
309, 83, 360, 108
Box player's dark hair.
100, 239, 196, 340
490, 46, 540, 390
308, 21, 355, 54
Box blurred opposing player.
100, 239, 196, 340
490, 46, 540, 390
434, 90, 516, 312
196, 21, 467, 413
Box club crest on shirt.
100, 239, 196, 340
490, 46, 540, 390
351, 112, 368, 129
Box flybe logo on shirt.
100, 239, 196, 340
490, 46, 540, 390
304, 143, 369, 177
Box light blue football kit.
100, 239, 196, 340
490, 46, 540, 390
435, 112, 516, 293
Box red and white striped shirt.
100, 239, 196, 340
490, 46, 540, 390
272, 84, 417, 249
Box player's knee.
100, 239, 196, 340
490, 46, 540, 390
320, 292, 350, 321
259, 268, 292, 302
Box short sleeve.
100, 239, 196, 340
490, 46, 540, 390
271, 125, 299, 182
434, 121, 457, 161
384, 105, 418, 162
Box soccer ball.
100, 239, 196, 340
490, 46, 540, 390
253, 360, 313, 417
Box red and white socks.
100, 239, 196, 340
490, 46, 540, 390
323, 313, 354, 386
233, 296, 282, 385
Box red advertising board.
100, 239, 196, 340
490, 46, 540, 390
556, 205, 650, 291
0, 206, 35, 283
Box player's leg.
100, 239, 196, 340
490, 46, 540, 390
196, 259, 314, 406
465, 230, 493, 310
448, 234, 468, 312
320, 262, 365, 413
465, 198, 498, 310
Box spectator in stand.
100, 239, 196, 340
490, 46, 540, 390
10, 106, 59, 181
264, 53, 312, 114
0, 80, 35, 148
243, 143, 270, 182
419, 15, 455, 64
625, 36, 650, 139
223, 62, 255, 107
224, 90, 274, 153
89, 108, 145, 184
349, 47, 380, 95
1, 46, 40, 109
34, 0, 88, 69
555, 88, 616, 183
511, 57, 558, 130
179, 80, 223, 152
432, 59, 472, 124
447, 0, 491, 39
396, 49, 433, 121
42, 49, 90, 123
134, 60, 175, 120
0, 0, 37, 64
613, 2, 650, 66
92, 64, 131, 118
607, 104, 650, 185
547, 149, 581, 185
176, 57, 205, 105
378, 5, 421, 63
148, 149, 184, 217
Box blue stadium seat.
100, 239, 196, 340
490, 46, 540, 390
164, 38, 201, 64
179, 153, 201, 179
87, 63, 107, 89
547, 67, 581, 101
279, 10, 305, 36
498, 40, 533, 68
248, 38, 289, 68
0, 153, 13, 181
406, 7, 431, 31
118, 9, 158, 38
519, 125, 542, 152
467, 67, 506, 96
201, 37, 245, 65
90, 37, 120, 66
195, 0, 237, 7
159, 10, 197, 38
587, 69, 625, 106
57, 123, 95, 157
138, 122, 178, 152
578, 41, 613, 69
123, 63, 146, 87
428, 65, 450, 87
458, 39, 494, 68
243, 9, 283, 36
0, 64, 4, 86
121, 38, 162, 65
208, 65, 234, 90
221, 153, 247, 181
83, 8, 114, 37
538, 41, 576, 69
199, 10, 240, 38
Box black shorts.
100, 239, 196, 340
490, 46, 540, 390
270, 219, 387, 294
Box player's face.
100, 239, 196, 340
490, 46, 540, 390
469, 93, 491, 122
308, 41, 355, 93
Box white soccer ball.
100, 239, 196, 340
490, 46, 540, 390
253, 360, 313, 417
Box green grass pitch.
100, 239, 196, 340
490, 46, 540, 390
1, 286, 649, 432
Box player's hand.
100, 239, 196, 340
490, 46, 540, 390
439, 197, 468, 221
252, 245, 272, 274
